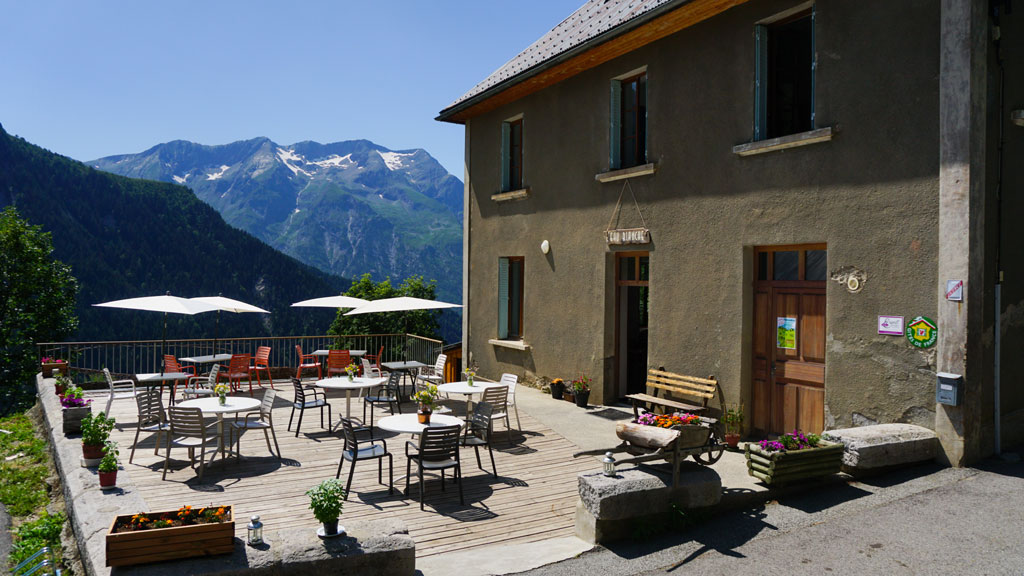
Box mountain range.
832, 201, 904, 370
89, 138, 464, 309
0, 124, 346, 342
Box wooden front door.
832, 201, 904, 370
752, 245, 827, 435
616, 252, 649, 398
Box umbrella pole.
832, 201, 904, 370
161, 312, 167, 376
213, 309, 220, 354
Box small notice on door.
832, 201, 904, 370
777, 317, 797, 350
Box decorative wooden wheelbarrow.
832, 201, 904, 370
573, 417, 725, 487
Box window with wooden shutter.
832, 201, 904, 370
755, 7, 814, 141
500, 116, 523, 192
498, 258, 510, 339
497, 257, 524, 340
610, 72, 647, 170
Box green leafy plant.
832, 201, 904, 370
571, 375, 591, 392
9, 512, 65, 568
306, 479, 346, 523
80, 411, 115, 446
98, 441, 119, 473
412, 384, 439, 409
723, 404, 744, 435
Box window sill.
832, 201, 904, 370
491, 188, 530, 202
595, 162, 657, 183
488, 339, 530, 351
732, 127, 833, 157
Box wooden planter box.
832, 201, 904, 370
105, 506, 235, 567
42, 362, 67, 378
62, 406, 92, 434
745, 441, 843, 486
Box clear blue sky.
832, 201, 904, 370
0, 1, 583, 178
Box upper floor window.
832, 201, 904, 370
610, 71, 647, 169
498, 256, 524, 340
501, 116, 524, 191
755, 7, 814, 140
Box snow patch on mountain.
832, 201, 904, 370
309, 154, 356, 169
206, 165, 231, 181
172, 174, 189, 184
276, 148, 311, 177
377, 150, 415, 171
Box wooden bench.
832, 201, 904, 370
625, 369, 718, 419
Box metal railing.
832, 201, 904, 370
36, 333, 443, 379
13, 546, 61, 576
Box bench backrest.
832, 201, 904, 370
646, 369, 717, 409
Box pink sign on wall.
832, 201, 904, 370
878, 315, 904, 336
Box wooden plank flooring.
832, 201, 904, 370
105, 380, 597, 559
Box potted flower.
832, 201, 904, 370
412, 383, 439, 424
745, 430, 843, 486
41, 356, 67, 378
722, 404, 744, 449
345, 362, 358, 382
106, 505, 234, 566
98, 441, 119, 488
306, 478, 346, 537
214, 382, 230, 406
635, 411, 710, 446
465, 368, 477, 387
54, 373, 72, 395
549, 378, 566, 400
571, 375, 591, 407
60, 384, 92, 434
81, 411, 115, 464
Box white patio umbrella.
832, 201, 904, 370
291, 295, 369, 309
94, 293, 221, 374
191, 295, 270, 351
344, 297, 462, 360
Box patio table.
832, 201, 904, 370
312, 349, 367, 359
382, 360, 427, 400
377, 413, 464, 484
314, 376, 387, 423
179, 354, 233, 365
136, 372, 192, 406
177, 396, 262, 461
438, 381, 501, 418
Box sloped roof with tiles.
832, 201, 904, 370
438, 0, 683, 122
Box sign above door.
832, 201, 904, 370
605, 180, 650, 246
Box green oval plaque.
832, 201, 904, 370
905, 316, 937, 349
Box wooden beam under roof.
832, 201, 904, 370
439, 0, 751, 124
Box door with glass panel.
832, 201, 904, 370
752, 245, 827, 435
616, 253, 649, 398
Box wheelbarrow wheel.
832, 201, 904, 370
693, 443, 724, 465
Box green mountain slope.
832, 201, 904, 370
0, 124, 347, 342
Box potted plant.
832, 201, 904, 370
465, 368, 477, 387
345, 362, 359, 382
307, 478, 346, 537
549, 378, 565, 400
54, 372, 72, 395
723, 404, 744, 449
81, 411, 115, 464
98, 441, 119, 488
412, 383, 439, 424
41, 356, 67, 378
214, 382, 230, 406
60, 384, 92, 434
571, 375, 591, 407
745, 430, 843, 486
634, 411, 711, 447
106, 505, 234, 566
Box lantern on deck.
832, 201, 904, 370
603, 452, 616, 477
247, 515, 263, 546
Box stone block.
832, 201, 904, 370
824, 424, 938, 473
576, 463, 721, 544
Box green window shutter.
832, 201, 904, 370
810, 6, 816, 127
609, 80, 622, 170
754, 25, 768, 141
498, 257, 509, 339
500, 122, 511, 192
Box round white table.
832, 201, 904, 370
376, 413, 464, 435
177, 396, 261, 460
438, 381, 502, 417
315, 376, 386, 421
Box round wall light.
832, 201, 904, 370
540, 240, 550, 255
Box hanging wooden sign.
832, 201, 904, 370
605, 227, 651, 245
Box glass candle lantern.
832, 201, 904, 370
247, 515, 263, 546
602, 452, 616, 477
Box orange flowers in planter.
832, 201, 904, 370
114, 505, 230, 533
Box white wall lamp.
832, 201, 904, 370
540, 240, 550, 255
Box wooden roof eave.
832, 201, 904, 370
436, 0, 751, 125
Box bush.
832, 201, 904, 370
10, 512, 66, 568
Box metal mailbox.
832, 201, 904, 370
936, 372, 963, 406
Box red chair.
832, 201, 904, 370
327, 350, 352, 378
165, 355, 197, 403
364, 346, 385, 376
295, 345, 321, 381
221, 353, 254, 395
249, 346, 274, 390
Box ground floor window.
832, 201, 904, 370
498, 257, 524, 340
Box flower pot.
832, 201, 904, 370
417, 407, 432, 424
323, 519, 339, 536
549, 381, 565, 399
83, 443, 104, 460
218, 394, 227, 406
745, 440, 843, 486
63, 405, 92, 434
55, 380, 66, 395
725, 433, 741, 449
106, 505, 234, 567
563, 391, 575, 402
574, 389, 590, 407
99, 470, 117, 488
42, 362, 66, 378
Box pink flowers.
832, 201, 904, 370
758, 430, 822, 452
41, 357, 65, 364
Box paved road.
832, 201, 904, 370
0, 502, 11, 573
515, 455, 1024, 576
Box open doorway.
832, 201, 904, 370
616, 252, 649, 398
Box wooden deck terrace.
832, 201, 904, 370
104, 378, 596, 559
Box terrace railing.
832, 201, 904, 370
36, 333, 443, 379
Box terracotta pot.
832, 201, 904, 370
83, 443, 104, 460
725, 433, 741, 449
99, 470, 117, 488
417, 406, 432, 424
